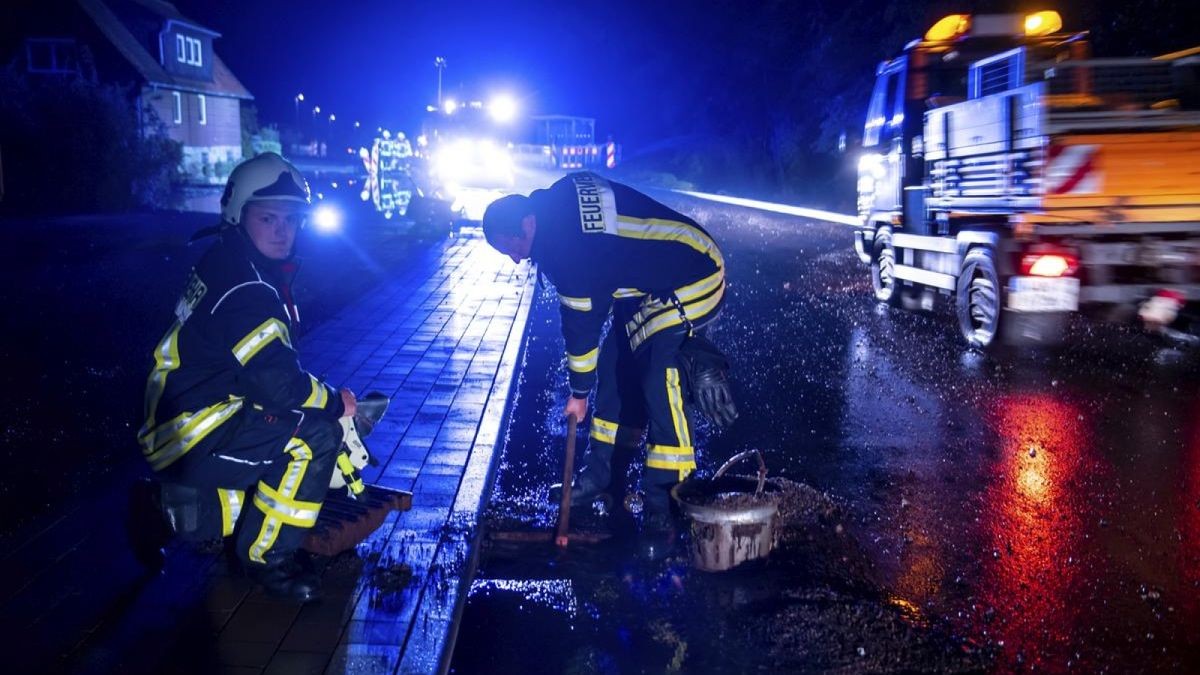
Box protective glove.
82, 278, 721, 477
677, 335, 738, 429
692, 365, 739, 428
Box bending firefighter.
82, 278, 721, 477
482, 172, 737, 557
133, 153, 355, 602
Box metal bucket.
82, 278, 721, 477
672, 450, 778, 572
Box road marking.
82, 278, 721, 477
675, 190, 861, 226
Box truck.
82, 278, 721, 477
854, 11, 1200, 348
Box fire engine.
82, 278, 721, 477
855, 11, 1200, 348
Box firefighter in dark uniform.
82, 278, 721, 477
134, 153, 353, 602
482, 172, 736, 557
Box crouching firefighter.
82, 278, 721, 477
482, 173, 738, 559
131, 153, 355, 602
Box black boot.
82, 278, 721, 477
127, 478, 173, 571
636, 468, 680, 561
548, 443, 614, 507
246, 551, 322, 603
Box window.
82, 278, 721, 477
197, 94, 207, 125
175, 34, 203, 67
970, 48, 1025, 98
25, 39, 77, 75
172, 91, 182, 124
865, 66, 904, 147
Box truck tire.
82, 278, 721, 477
956, 247, 1005, 349
871, 230, 901, 305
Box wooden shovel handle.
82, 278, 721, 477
555, 413, 579, 548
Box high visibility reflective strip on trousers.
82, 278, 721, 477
219, 488, 245, 537
646, 366, 696, 479
248, 438, 321, 563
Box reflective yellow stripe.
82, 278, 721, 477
336, 451, 366, 494
559, 295, 593, 312
590, 416, 619, 444
302, 375, 328, 408
665, 368, 690, 448
219, 488, 244, 537
143, 399, 244, 471
613, 288, 645, 298
675, 269, 724, 303
249, 438, 318, 563
567, 347, 600, 373
140, 322, 182, 434
252, 491, 321, 528
647, 444, 696, 472
628, 282, 725, 351
614, 216, 724, 269
232, 318, 291, 365
627, 269, 725, 332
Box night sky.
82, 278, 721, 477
176, 0, 684, 141
174, 0, 1198, 154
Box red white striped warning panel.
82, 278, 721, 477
1043, 143, 1102, 195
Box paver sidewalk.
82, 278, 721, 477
0, 228, 536, 674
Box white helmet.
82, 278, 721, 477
219, 152, 310, 227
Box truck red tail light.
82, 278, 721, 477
1021, 253, 1078, 277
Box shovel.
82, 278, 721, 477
486, 413, 611, 546
554, 413, 578, 548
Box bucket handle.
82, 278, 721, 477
714, 450, 767, 497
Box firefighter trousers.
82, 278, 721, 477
588, 301, 701, 514
157, 407, 339, 565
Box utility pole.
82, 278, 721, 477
434, 57, 446, 107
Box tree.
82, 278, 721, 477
0, 69, 181, 213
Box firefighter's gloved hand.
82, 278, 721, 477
693, 366, 738, 428
677, 335, 738, 429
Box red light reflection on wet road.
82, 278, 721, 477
979, 393, 1086, 666
1182, 401, 1200, 617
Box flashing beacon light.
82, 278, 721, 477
1024, 11, 1062, 37
925, 14, 970, 42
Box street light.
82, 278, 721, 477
434, 56, 447, 107
294, 92, 304, 123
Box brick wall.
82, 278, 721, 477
142, 87, 245, 184
142, 87, 241, 147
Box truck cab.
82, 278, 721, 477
854, 12, 1200, 348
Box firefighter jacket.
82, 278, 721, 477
528, 172, 725, 397
137, 230, 344, 472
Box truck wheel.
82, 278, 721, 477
956, 247, 1005, 349
871, 230, 900, 305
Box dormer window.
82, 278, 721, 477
175, 34, 202, 67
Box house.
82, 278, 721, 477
2, 0, 253, 185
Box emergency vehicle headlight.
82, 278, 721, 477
858, 153, 887, 180
925, 14, 970, 42
1024, 11, 1062, 37
488, 94, 517, 123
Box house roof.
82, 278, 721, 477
77, 0, 253, 99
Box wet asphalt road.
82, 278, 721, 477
455, 192, 1200, 673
